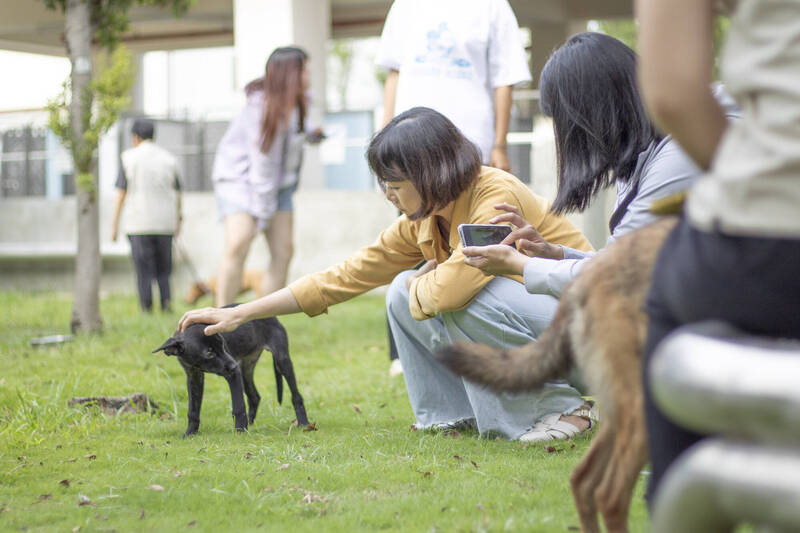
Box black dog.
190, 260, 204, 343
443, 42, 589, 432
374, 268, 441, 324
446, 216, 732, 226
153, 307, 309, 436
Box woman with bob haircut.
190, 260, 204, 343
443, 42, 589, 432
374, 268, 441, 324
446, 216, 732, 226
212, 46, 322, 308
457, 32, 716, 440
179, 106, 595, 440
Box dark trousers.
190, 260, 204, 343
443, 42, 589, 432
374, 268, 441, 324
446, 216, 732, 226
643, 216, 800, 504
128, 234, 173, 311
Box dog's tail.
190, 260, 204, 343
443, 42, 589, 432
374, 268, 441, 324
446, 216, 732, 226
436, 302, 574, 393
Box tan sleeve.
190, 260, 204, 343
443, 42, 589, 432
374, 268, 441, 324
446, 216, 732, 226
409, 182, 524, 319
288, 217, 424, 316
408, 247, 497, 320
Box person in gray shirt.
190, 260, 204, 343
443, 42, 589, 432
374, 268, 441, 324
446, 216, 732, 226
458, 33, 737, 441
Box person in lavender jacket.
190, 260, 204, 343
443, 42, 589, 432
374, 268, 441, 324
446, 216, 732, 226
212, 46, 322, 306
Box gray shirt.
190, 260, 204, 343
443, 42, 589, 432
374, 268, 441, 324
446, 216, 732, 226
523, 137, 699, 298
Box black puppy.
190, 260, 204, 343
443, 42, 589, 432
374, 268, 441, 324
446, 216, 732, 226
153, 307, 309, 436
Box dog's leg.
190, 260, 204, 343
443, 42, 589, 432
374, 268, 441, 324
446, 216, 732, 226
595, 397, 648, 533
570, 424, 614, 533
240, 352, 261, 424
184, 366, 204, 437
225, 367, 248, 432
272, 350, 308, 426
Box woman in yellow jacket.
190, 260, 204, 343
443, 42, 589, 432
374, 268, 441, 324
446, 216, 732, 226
179, 107, 593, 440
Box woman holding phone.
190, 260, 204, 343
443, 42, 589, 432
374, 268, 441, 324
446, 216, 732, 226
180, 106, 594, 441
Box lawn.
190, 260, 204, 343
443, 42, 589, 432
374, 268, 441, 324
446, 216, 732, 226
0, 291, 649, 532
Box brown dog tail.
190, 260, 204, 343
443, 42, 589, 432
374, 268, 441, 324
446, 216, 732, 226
436, 305, 573, 394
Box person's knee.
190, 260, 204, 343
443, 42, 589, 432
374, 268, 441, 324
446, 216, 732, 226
386, 270, 414, 317
269, 241, 294, 267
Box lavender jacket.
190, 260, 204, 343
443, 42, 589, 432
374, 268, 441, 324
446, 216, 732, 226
211, 90, 304, 227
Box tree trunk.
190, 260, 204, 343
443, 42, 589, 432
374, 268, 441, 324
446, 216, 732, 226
66, 0, 102, 333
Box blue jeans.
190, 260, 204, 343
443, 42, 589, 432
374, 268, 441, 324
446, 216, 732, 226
386, 270, 584, 439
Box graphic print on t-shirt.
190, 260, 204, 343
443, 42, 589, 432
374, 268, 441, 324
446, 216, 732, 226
412, 22, 473, 80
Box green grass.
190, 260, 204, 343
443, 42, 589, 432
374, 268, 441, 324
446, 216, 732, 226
0, 291, 649, 532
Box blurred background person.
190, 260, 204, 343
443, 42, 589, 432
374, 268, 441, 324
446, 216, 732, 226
212, 46, 322, 307
376, 0, 531, 375
111, 118, 182, 313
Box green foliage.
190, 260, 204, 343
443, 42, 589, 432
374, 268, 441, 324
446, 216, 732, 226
0, 292, 651, 532
46, 46, 134, 194
592, 16, 731, 79
594, 19, 639, 50
42, 0, 193, 49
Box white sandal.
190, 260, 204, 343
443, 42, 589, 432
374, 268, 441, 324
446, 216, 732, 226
519, 404, 595, 443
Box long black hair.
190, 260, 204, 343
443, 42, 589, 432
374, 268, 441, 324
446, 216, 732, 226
367, 107, 481, 220
540, 32, 662, 214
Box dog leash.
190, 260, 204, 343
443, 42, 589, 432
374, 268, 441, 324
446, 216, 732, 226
174, 236, 204, 285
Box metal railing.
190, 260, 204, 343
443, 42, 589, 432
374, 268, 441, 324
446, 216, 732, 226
649, 322, 800, 533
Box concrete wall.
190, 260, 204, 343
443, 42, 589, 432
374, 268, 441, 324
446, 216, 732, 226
0, 117, 613, 298
0, 187, 398, 297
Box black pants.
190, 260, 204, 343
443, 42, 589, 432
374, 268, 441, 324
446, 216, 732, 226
128, 234, 173, 311
643, 217, 800, 504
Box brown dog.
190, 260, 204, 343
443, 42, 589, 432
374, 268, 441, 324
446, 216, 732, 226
437, 217, 677, 533
184, 269, 264, 305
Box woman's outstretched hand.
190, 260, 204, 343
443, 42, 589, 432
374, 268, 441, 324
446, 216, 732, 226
490, 203, 564, 260
178, 306, 244, 336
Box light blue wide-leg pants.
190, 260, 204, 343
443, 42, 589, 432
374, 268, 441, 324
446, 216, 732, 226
386, 270, 583, 439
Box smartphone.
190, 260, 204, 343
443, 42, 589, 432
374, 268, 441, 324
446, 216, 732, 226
457, 224, 515, 248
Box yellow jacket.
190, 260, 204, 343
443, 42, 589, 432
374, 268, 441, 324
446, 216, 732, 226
288, 166, 593, 320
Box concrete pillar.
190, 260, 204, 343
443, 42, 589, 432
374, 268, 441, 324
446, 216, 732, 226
233, 0, 330, 189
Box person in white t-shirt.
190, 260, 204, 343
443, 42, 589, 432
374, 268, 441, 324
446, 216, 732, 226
376, 0, 531, 171
376, 0, 531, 376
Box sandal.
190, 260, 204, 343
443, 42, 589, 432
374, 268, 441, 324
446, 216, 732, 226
519, 403, 595, 443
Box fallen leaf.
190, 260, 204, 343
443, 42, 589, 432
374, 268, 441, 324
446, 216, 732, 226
72, 527, 80, 532
352, 405, 361, 413
441, 506, 448, 512
276, 463, 291, 472
244, 452, 254, 460
303, 423, 318, 432
187, 520, 197, 527
301, 491, 324, 504
84, 454, 96, 460
379, 403, 387, 408
17, 456, 26, 461
148, 484, 165, 491
471, 461, 479, 469
34, 494, 53, 504
453, 455, 463, 461
59, 479, 70, 488
66, 458, 77, 463
160, 413, 171, 420
77, 494, 95, 507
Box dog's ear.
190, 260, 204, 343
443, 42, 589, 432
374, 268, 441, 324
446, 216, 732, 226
152, 337, 182, 356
